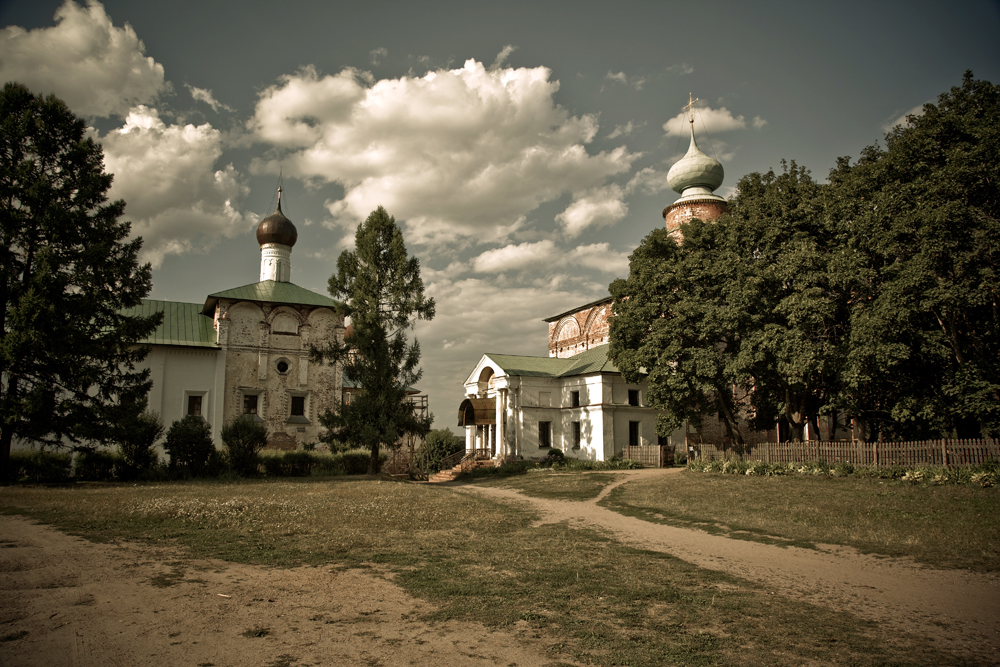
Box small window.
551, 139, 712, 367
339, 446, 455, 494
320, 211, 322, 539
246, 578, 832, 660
572, 421, 581, 449
571, 391, 580, 408
276, 359, 290, 374
187, 395, 203, 417
291, 396, 305, 417
344, 392, 351, 405
629, 421, 640, 447
243, 394, 259, 415
539, 421, 551, 448
628, 389, 640, 406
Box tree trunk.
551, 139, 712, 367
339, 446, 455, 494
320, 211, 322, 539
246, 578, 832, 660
368, 442, 381, 475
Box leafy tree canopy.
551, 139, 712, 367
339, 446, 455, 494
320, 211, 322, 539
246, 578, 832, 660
312, 206, 435, 474
0, 82, 160, 479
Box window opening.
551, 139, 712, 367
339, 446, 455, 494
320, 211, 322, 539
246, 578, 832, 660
243, 394, 259, 415
629, 421, 640, 447
290, 395, 306, 417
571, 391, 580, 408
628, 389, 640, 406
539, 421, 551, 448
572, 421, 581, 449
276, 360, 290, 374
187, 395, 202, 417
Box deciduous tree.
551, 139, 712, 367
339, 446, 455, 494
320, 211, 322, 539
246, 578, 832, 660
0, 83, 160, 481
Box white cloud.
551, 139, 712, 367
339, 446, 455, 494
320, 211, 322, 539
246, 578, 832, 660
472, 240, 556, 273
248, 59, 637, 246
607, 121, 635, 139
663, 105, 766, 137
605, 71, 645, 91
491, 44, 516, 69
0, 0, 167, 117
667, 63, 694, 75
186, 85, 232, 113
98, 106, 252, 268
568, 243, 630, 275
556, 184, 628, 237
881, 103, 927, 132
370, 47, 387, 65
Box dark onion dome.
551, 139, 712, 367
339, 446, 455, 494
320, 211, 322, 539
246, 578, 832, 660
256, 198, 298, 247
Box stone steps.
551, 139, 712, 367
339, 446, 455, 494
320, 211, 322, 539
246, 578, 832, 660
428, 459, 494, 483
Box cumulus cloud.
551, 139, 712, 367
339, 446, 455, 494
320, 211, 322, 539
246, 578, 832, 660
556, 184, 629, 237
491, 44, 516, 69
370, 47, 387, 65
568, 243, 630, 275
663, 105, 766, 137
605, 71, 646, 91
667, 63, 695, 75
186, 85, 232, 113
472, 240, 557, 273
0, 0, 166, 117
607, 121, 635, 139
248, 60, 637, 246
99, 106, 252, 268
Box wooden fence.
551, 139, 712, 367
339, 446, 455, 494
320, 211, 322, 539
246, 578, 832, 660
690, 438, 999, 467
624, 445, 674, 468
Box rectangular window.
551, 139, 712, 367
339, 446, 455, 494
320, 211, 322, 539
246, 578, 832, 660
290, 396, 306, 417
629, 420, 640, 447
539, 421, 551, 448
187, 395, 202, 417
572, 421, 581, 449
243, 394, 259, 415
344, 391, 351, 405
571, 391, 580, 408
628, 389, 640, 406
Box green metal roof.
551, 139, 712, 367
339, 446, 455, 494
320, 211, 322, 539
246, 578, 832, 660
484, 344, 618, 379
125, 300, 218, 348
202, 280, 340, 314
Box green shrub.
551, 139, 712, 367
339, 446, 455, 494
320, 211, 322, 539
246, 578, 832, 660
258, 448, 381, 477
423, 429, 465, 473
75, 449, 119, 481
164, 415, 217, 477
221, 415, 268, 477
115, 411, 164, 480
6, 450, 72, 483
538, 448, 565, 468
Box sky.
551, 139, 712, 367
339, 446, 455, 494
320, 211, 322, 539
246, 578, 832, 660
2, 0, 998, 433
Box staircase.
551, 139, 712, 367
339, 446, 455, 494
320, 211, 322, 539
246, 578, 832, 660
428, 450, 495, 483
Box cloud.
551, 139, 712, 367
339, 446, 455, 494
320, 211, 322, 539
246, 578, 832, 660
607, 121, 635, 139
370, 47, 387, 65
663, 105, 766, 137
667, 63, 694, 75
556, 184, 629, 237
568, 243, 630, 275
0, 0, 167, 117
186, 85, 232, 113
491, 44, 516, 69
98, 106, 252, 268
881, 103, 927, 132
605, 71, 646, 91
249, 60, 637, 247
472, 240, 556, 273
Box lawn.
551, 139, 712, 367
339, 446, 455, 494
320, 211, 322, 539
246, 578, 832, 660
0, 476, 983, 667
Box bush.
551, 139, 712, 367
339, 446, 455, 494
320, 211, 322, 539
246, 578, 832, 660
164, 415, 216, 477
258, 448, 381, 477
221, 415, 268, 477
538, 448, 565, 467
6, 450, 72, 484
423, 428, 465, 473
75, 449, 119, 481
115, 411, 164, 481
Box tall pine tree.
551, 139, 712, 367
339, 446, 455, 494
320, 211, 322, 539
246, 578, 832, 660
313, 206, 435, 474
0, 83, 160, 480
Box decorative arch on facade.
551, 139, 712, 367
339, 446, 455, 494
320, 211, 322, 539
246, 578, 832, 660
269, 306, 302, 334
227, 301, 265, 346
582, 304, 609, 345
477, 366, 496, 395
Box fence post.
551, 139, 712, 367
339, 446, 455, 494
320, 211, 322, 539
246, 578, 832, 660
942, 439, 948, 467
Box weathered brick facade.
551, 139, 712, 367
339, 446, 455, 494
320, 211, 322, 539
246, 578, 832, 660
663, 198, 728, 239
545, 298, 612, 358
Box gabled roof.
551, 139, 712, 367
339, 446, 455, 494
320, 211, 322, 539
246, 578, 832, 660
481, 344, 618, 380
543, 295, 612, 323
125, 300, 219, 348
202, 280, 340, 315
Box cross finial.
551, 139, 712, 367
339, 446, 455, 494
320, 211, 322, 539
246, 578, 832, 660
683, 93, 699, 124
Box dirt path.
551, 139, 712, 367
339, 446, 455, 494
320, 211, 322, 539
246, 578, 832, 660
459, 468, 1000, 664
0, 516, 575, 667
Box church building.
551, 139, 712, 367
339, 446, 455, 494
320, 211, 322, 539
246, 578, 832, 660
130, 189, 344, 451
458, 102, 737, 463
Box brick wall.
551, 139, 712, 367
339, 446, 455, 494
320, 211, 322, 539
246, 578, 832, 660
547, 300, 612, 358
663, 199, 728, 239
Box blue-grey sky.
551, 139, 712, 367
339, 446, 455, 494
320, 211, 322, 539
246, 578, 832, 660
2, 0, 998, 431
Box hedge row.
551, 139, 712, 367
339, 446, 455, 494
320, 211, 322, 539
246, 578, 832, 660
687, 458, 1000, 487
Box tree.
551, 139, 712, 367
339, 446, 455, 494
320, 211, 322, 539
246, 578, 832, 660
163, 415, 215, 477
221, 414, 268, 477
828, 71, 1000, 439
423, 428, 464, 473
113, 409, 164, 480
313, 206, 435, 475
0, 83, 160, 481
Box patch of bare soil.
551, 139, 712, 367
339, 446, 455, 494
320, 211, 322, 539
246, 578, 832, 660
460, 468, 1000, 665
0, 516, 576, 667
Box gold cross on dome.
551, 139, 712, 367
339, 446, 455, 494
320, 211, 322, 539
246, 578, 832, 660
683, 93, 699, 123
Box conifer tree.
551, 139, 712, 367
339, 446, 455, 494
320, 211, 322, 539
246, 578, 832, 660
0, 83, 160, 480
313, 206, 435, 474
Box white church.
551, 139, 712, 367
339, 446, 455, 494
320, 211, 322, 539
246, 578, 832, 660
458, 110, 737, 465
130, 190, 345, 450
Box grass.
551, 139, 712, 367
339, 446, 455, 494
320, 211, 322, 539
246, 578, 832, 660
479, 470, 619, 500
0, 476, 982, 666
597, 469, 1000, 571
